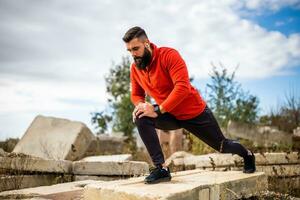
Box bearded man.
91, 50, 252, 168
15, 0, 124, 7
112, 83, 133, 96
123, 26, 256, 184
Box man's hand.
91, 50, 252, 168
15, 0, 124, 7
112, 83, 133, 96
132, 102, 158, 122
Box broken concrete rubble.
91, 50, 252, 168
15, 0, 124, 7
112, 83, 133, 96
0, 174, 72, 192
83, 134, 126, 157
0, 154, 73, 174
166, 151, 300, 196
13, 115, 95, 161
83, 169, 267, 200
0, 180, 98, 199
0, 148, 8, 157
73, 160, 149, 176
80, 154, 132, 162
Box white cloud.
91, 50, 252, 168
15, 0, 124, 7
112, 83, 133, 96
0, 0, 300, 139
241, 0, 300, 11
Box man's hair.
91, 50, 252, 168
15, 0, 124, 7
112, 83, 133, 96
122, 26, 148, 43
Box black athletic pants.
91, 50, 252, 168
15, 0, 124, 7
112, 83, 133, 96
135, 106, 249, 166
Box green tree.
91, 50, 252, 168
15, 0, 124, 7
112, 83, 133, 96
91, 56, 136, 151
206, 64, 259, 127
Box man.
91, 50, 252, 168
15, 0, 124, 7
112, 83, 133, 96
123, 26, 256, 184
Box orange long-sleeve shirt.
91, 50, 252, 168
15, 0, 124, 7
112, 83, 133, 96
130, 43, 206, 120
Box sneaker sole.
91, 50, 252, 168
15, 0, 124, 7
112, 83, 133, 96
144, 176, 172, 184
243, 168, 256, 173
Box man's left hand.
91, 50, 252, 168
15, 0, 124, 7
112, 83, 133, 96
134, 102, 158, 118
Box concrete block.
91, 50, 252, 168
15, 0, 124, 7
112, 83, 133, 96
0, 180, 98, 199
73, 161, 149, 176
255, 152, 300, 165
165, 151, 193, 166
74, 175, 127, 182
0, 174, 72, 192
83, 135, 125, 157
13, 115, 95, 161
184, 153, 242, 168
167, 152, 300, 170
0, 155, 72, 174
80, 154, 132, 162
198, 188, 210, 199
0, 148, 8, 157
256, 165, 300, 177
83, 169, 267, 200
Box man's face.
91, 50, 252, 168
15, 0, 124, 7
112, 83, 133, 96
126, 38, 152, 70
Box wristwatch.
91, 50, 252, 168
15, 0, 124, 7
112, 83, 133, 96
153, 104, 162, 116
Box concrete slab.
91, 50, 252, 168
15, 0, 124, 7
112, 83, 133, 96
256, 165, 300, 177
73, 161, 149, 176
83, 135, 125, 157
74, 175, 127, 182
0, 174, 72, 192
0, 155, 72, 174
184, 153, 242, 168
0, 148, 8, 157
168, 152, 300, 170
255, 152, 300, 165
13, 115, 95, 161
80, 154, 132, 162
83, 169, 267, 200
0, 180, 98, 199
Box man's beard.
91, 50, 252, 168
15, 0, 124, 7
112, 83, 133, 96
134, 47, 152, 70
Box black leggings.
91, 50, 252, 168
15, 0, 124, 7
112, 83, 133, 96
135, 106, 249, 166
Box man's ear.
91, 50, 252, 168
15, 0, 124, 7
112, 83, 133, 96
145, 40, 150, 48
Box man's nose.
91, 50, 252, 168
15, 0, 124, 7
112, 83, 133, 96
131, 51, 137, 57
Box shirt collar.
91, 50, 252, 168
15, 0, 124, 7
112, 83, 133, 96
148, 42, 157, 68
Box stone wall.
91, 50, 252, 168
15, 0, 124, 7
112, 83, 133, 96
0, 153, 149, 192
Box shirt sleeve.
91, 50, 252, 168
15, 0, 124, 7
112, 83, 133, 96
160, 49, 191, 112
130, 65, 146, 106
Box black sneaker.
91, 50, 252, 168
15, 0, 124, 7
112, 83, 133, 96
243, 151, 256, 173
144, 166, 172, 184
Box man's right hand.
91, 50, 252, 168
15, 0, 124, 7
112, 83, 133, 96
132, 102, 144, 123
132, 102, 159, 123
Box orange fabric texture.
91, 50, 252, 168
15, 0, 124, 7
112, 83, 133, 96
130, 43, 206, 120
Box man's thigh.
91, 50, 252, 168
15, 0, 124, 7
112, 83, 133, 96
154, 113, 181, 130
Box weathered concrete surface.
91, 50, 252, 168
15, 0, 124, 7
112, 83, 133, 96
13, 115, 95, 161
256, 165, 300, 177
80, 154, 132, 162
83, 169, 267, 200
0, 148, 8, 157
166, 152, 300, 170
0, 155, 72, 174
166, 152, 300, 197
73, 161, 149, 176
0, 180, 98, 199
0, 174, 72, 192
83, 134, 125, 157
75, 175, 128, 182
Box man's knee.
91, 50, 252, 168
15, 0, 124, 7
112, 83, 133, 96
135, 116, 154, 128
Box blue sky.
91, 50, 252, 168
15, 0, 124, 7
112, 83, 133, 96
195, 4, 300, 115
236, 5, 300, 114
0, 0, 299, 140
